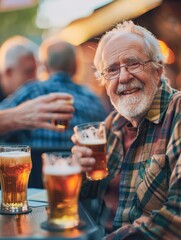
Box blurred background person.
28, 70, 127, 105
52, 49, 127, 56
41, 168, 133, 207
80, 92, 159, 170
0, 35, 38, 101
0, 39, 107, 150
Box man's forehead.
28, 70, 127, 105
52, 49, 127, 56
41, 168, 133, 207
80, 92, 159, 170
94, 32, 145, 70
104, 32, 144, 51
101, 32, 145, 65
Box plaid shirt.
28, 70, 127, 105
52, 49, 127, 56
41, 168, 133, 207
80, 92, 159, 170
81, 79, 181, 240
0, 72, 107, 149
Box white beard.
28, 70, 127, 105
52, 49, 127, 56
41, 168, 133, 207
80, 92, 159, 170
116, 93, 152, 118
112, 81, 158, 119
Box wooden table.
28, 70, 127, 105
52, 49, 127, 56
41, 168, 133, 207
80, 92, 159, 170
0, 189, 101, 240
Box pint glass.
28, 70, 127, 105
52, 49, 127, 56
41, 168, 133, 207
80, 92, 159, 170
0, 145, 32, 214
74, 122, 108, 181
42, 152, 82, 230
52, 99, 74, 130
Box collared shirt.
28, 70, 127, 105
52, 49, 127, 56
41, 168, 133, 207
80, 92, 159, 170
80, 79, 181, 240
0, 72, 107, 149
102, 124, 137, 234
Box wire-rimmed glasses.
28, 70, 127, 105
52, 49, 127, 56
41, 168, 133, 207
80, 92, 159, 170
99, 59, 153, 81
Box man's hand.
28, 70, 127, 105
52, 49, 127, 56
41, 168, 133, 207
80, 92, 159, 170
71, 134, 95, 172
1, 93, 74, 133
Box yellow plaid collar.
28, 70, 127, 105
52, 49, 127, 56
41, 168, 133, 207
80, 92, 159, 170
146, 79, 175, 124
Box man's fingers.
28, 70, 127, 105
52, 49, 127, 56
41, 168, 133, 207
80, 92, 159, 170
38, 101, 74, 114
79, 157, 95, 167
71, 134, 80, 144
39, 93, 73, 103
50, 104, 74, 114
50, 113, 73, 120
71, 146, 95, 172
71, 145, 93, 156
30, 121, 66, 132
81, 166, 93, 172
38, 113, 73, 122
72, 152, 95, 172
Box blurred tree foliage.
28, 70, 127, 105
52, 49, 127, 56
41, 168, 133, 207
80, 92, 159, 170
0, 4, 42, 45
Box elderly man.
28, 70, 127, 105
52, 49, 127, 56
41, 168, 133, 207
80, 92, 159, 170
72, 21, 181, 240
0, 35, 38, 101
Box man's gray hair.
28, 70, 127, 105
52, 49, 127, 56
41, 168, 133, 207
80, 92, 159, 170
0, 36, 38, 72
39, 37, 76, 76
94, 20, 165, 85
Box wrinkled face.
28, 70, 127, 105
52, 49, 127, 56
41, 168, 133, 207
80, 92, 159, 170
6, 54, 37, 95
100, 33, 161, 122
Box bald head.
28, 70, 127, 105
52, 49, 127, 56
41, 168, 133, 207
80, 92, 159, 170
41, 40, 76, 76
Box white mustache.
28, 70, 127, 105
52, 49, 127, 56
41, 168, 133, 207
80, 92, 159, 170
116, 81, 143, 94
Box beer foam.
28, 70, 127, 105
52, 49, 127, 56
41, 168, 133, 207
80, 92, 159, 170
44, 165, 81, 176
0, 151, 30, 158
79, 139, 106, 145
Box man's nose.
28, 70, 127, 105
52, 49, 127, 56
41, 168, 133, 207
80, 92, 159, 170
118, 67, 133, 84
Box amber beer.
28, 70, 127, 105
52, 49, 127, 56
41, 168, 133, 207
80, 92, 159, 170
52, 99, 73, 130
0, 149, 32, 213
43, 163, 82, 229
52, 119, 69, 130
74, 121, 108, 181
82, 139, 107, 180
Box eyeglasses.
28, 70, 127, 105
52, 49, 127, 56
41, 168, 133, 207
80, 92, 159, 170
100, 59, 153, 81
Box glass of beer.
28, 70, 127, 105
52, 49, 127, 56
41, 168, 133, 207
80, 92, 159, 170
52, 98, 74, 130
74, 121, 108, 181
0, 145, 32, 214
41, 152, 82, 230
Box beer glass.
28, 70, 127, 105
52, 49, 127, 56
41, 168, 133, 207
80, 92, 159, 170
41, 152, 82, 230
52, 99, 74, 130
0, 145, 32, 214
74, 121, 108, 181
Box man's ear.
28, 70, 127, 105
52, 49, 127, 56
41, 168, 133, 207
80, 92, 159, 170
5, 68, 13, 77
155, 61, 163, 86
43, 62, 50, 74
157, 61, 163, 78
157, 67, 163, 79
104, 81, 109, 95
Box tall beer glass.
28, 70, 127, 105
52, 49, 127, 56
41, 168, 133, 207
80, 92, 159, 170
0, 145, 32, 214
52, 99, 74, 130
41, 152, 82, 230
74, 122, 108, 181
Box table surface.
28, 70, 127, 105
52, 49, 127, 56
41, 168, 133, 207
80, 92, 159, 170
0, 189, 102, 240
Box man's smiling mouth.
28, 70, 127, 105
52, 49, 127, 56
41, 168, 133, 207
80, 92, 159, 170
119, 88, 141, 95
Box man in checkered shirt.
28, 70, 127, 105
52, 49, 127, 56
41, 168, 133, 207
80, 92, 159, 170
72, 20, 181, 240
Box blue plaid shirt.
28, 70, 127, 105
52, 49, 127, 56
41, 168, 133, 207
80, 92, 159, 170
0, 72, 107, 149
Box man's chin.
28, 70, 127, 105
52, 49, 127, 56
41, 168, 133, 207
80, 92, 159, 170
116, 103, 146, 118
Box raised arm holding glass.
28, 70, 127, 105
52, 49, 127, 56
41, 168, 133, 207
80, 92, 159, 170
0, 93, 74, 134
72, 21, 181, 240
